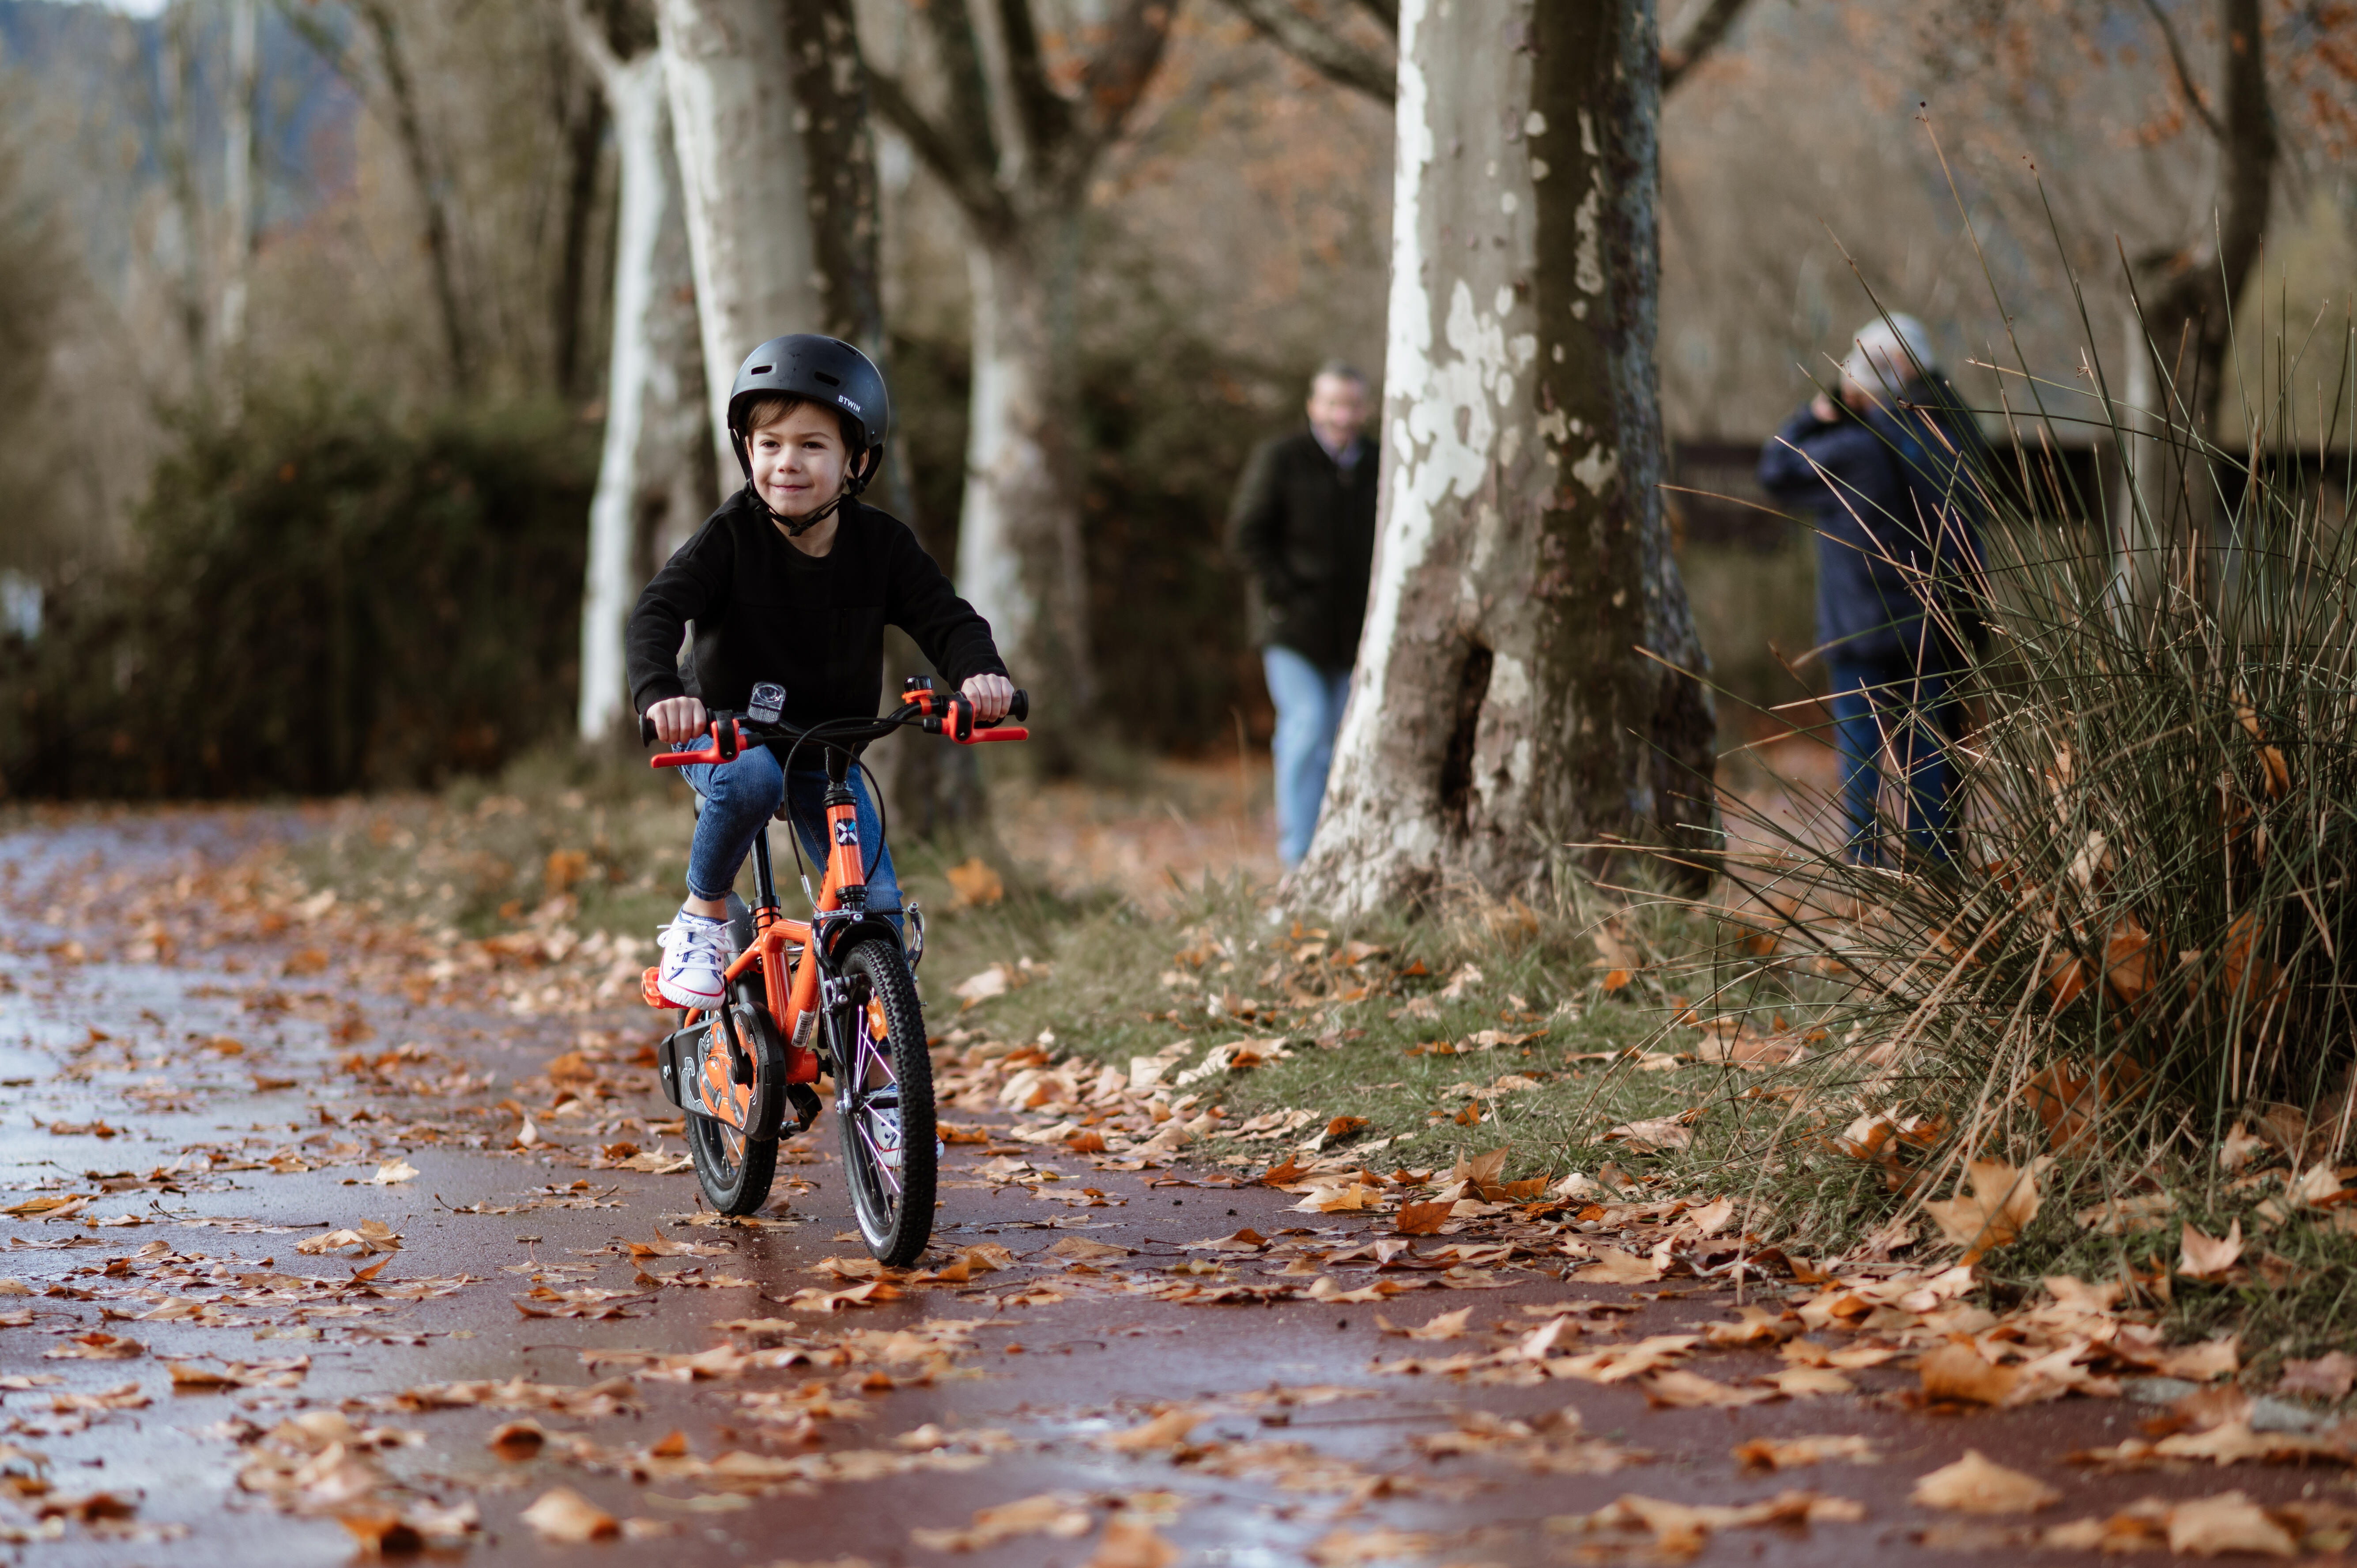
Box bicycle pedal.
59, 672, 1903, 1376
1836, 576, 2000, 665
785, 1083, 822, 1134
639, 967, 668, 1009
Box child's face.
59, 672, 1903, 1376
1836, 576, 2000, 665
747, 405, 848, 519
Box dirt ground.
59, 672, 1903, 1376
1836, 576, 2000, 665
0, 805, 2344, 1568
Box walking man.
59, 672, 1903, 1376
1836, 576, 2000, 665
1228, 361, 1380, 870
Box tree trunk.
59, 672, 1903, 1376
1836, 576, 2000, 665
2112, 0, 2276, 619
655, 0, 825, 475
354, 0, 473, 395
958, 230, 1093, 752
575, 50, 674, 740
551, 74, 609, 400
217, 0, 259, 373
156, 4, 208, 378
785, 0, 989, 836
864, 0, 1174, 757
1294, 0, 1717, 916
641, 150, 716, 570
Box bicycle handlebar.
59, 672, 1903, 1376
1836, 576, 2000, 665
644, 686, 1030, 769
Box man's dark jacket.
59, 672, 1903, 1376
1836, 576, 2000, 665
626, 490, 1006, 744
1226, 430, 1380, 670
1757, 380, 1989, 671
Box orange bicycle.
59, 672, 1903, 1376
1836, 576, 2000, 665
640, 677, 1027, 1263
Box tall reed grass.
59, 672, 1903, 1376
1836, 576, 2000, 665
1656, 258, 2357, 1291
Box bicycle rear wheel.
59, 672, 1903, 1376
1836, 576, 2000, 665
832, 937, 935, 1266
685, 998, 780, 1216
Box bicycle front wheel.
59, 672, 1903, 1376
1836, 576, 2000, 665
832, 936, 936, 1266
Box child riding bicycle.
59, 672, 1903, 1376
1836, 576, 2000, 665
627, 335, 1015, 1010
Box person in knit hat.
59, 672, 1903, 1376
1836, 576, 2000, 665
1759, 314, 1990, 864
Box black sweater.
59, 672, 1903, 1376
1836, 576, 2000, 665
626, 490, 1007, 734
1226, 429, 1379, 669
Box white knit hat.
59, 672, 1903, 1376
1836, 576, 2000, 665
1841, 313, 1937, 396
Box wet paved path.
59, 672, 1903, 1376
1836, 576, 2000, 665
0, 811, 2333, 1566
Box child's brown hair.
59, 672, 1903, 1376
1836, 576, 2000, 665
739, 393, 857, 446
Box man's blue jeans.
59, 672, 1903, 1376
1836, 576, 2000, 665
1264, 644, 1353, 869
1825, 659, 1961, 866
678, 746, 901, 933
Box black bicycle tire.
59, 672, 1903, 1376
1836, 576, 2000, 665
834, 937, 935, 1265
684, 1006, 780, 1216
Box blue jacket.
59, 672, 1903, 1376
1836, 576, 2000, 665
1758, 382, 1988, 670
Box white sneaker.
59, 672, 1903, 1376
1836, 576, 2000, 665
871, 1104, 904, 1172
654, 910, 734, 1008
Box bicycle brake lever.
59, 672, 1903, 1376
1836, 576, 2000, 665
650, 720, 750, 769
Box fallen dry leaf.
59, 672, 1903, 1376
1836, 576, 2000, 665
1919, 1342, 2019, 1406
519, 1486, 618, 1543
1550, 1490, 1864, 1557
1570, 1246, 1663, 1285
2072, 1420, 2354, 1471
1379, 1308, 1472, 1342
42, 1332, 143, 1361
1734, 1435, 1879, 1472
1923, 1158, 2046, 1260
1911, 1450, 2061, 1514
945, 858, 1005, 908
1307, 1525, 1443, 1566
1754, 1365, 1855, 1398
912, 1494, 1092, 1552
366, 1159, 419, 1186
1101, 1408, 1199, 1455
295, 1220, 401, 1257
487, 1420, 547, 1459
2166, 1492, 2297, 1557
1394, 1200, 1451, 1236
953, 965, 1010, 1006
1086, 1514, 1180, 1568
1641, 1369, 1778, 1409
1601, 1117, 1691, 1153
2277, 1350, 2357, 1402
2179, 1219, 2244, 1281
2157, 1338, 2239, 1383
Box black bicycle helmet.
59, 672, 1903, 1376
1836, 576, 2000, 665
725, 335, 891, 533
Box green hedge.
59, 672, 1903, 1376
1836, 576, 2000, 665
0, 395, 594, 799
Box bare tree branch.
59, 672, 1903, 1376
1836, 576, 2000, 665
1072, 0, 1180, 152
559, 0, 628, 89
2136, 0, 2228, 141
349, 0, 472, 392
1220, 0, 1749, 105
993, 0, 1074, 171
918, 0, 1002, 176
1212, 0, 1395, 101
1660, 0, 1756, 94
2135, 0, 2275, 439
862, 63, 1016, 239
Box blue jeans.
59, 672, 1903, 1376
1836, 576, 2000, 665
1826, 660, 1961, 866
678, 746, 902, 933
1264, 644, 1353, 868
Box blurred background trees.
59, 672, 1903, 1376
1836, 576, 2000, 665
0, 0, 2351, 805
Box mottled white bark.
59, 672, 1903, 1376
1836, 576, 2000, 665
572, 34, 675, 739
956, 237, 1092, 717
217, 0, 258, 366
865, 0, 1173, 748
656, 0, 825, 471
1297, 0, 1716, 915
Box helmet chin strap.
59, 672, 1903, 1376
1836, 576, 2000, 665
747, 449, 879, 536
